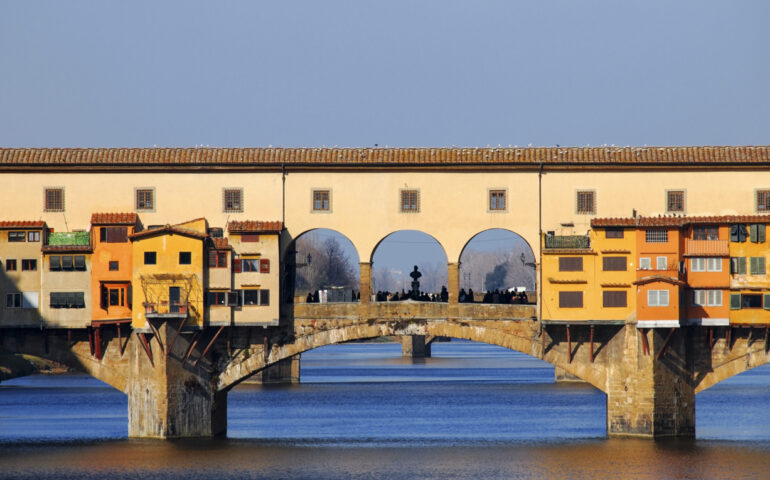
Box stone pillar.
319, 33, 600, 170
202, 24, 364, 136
606, 326, 694, 438
554, 366, 584, 383
401, 335, 431, 358
359, 262, 372, 305
447, 262, 460, 305
127, 321, 227, 438
249, 354, 301, 384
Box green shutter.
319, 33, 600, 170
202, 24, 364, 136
764, 294, 770, 310
730, 293, 742, 310
760, 224, 766, 243
740, 257, 747, 274
760, 258, 767, 275
750, 224, 758, 243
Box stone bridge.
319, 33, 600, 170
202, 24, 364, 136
2, 301, 768, 439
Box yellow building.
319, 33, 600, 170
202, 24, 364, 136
228, 220, 282, 326
41, 231, 93, 328
541, 225, 636, 323
727, 216, 770, 325
0, 221, 46, 327
130, 219, 207, 328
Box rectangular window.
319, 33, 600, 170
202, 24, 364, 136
489, 190, 506, 211
647, 289, 669, 307
313, 190, 330, 211
6, 293, 22, 308
730, 293, 742, 310
401, 190, 420, 213
645, 229, 668, 243
731, 224, 748, 243
693, 290, 721, 307
693, 289, 707, 307
226, 291, 241, 307
742, 294, 762, 309
50, 292, 85, 309
209, 251, 228, 268
61, 255, 73, 270
8, 231, 25, 242
706, 258, 722, 272
49, 256, 61, 271
136, 189, 154, 210
666, 190, 685, 213
179, 252, 192, 265
559, 291, 583, 308
639, 257, 651, 270
259, 259, 270, 273
109, 261, 119, 271
5, 259, 17, 271
260, 289, 270, 306
144, 252, 157, 265
27, 231, 40, 242
241, 234, 260, 242
693, 226, 718, 240
603, 291, 627, 308
731, 257, 747, 275
558, 257, 583, 272
100, 227, 128, 243
223, 188, 243, 212
605, 228, 624, 239
74, 255, 86, 271
602, 257, 627, 271
749, 224, 766, 243
691, 258, 706, 272
207, 291, 227, 306
576, 191, 595, 214
21, 259, 37, 271
656, 256, 667, 270
241, 258, 260, 272
750, 257, 766, 275
109, 288, 124, 307
757, 190, 770, 212
708, 290, 722, 306
44, 188, 64, 212
243, 289, 260, 306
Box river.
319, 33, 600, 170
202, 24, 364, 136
0, 341, 769, 479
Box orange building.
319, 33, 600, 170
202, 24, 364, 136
682, 220, 730, 326
90, 213, 139, 325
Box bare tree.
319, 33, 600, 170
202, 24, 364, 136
295, 233, 359, 293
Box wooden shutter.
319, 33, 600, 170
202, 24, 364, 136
233, 255, 242, 273
750, 224, 759, 243
603, 291, 627, 308
730, 293, 742, 310
764, 294, 770, 310
259, 259, 270, 273
602, 257, 627, 271
260, 289, 270, 306
100, 284, 108, 310
558, 257, 583, 272
208, 251, 218, 268
759, 224, 766, 243
559, 291, 583, 308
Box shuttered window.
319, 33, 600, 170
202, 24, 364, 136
602, 257, 626, 271
50, 292, 85, 309
731, 224, 748, 243
647, 290, 669, 307
605, 228, 624, 239
559, 257, 583, 272
731, 257, 747, 274
639, 257, 651, 270
209, 251, 228, 268
559, 291, 583, 308
100, 227, 128, 243
603, 291, 627, 308
750, 257, 766, 275
749, 224, 766, 243
730, 293, 742, 310
259, 259, 270, 273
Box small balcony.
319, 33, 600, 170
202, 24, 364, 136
544, 235, 590, 250
684, 239, 728, 257
143, 301, 188, 318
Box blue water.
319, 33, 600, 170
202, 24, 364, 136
1, 341, 769, 479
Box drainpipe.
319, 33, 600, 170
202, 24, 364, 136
538, 162, 544, 333
281, 163, 286, 225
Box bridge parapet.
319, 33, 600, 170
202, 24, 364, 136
291, 301, 536, 321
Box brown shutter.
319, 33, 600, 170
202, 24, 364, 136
559, 291, 583, 308
208, 251, 218, 268
233, 255, 242, 273
558, 257, 583, 272
602, 257, 627, 271
260, 259, 270, 273
603, 291, 627, 308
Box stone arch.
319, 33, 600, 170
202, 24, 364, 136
217, 320, 607, 392
369, 230, 449, 296
458, 228, 537, 294
694, 343, 770, 394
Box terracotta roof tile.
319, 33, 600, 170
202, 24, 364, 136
1, 146, 770, 169
211, 237, 232, 250
91, 212, 138, 225
0, 220, 46, 229
634, 275, 686, 286
129, 225, 208, 241
228, 220, 283, 233
592, 214, 770, 228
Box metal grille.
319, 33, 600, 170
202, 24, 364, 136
576, 191, 595, 214
223, 189, 243, 212
645, 229, 668, 243
44, 188, 64, 212
667, 190, 684, 212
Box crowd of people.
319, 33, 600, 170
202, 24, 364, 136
370, 287, 529, 304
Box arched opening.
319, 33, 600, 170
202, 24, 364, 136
459, 228, 536, 304
370, 230, 448, 301
286, 229, 360, 303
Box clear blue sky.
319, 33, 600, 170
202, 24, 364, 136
1, 1, 768, 148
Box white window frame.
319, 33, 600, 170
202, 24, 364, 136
639, 257, 651, 270
648, 289, 669, 307
656, 256, 667, 270
691, 257, 706, 272
708, 290, 722, 306
707, 257, 722, 272
693, 289, 722, 307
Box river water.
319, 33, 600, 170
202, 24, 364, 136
1, 341, 769, 479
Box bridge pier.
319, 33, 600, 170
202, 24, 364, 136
606, 326, 694, 438
127, 321, 227, 438
248, 354, 301, 384
400, 335, 431, 358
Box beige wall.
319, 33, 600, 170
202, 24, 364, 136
0, 230, 44, 327
230, 233, 280, 325
40, 254, 92, 328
